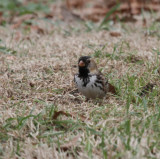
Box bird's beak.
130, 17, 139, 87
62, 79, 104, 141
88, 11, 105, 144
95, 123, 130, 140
78, 60, 85, 67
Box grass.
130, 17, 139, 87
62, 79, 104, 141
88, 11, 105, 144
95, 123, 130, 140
0, 0, 50, 15
0, 1, 160, 158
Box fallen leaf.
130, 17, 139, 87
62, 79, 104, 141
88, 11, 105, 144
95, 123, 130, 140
12, 14, 37, 29
121, 15, 137, 22
86, 7, 108, 22
71, 112, 88, 121
64, 0, 160, 23
61, 6, 83, 22
126, 55, 142, 63
53, 110, 87, 121
22, 36, 31, 41
138, 83, 155, 97
30, 25, 45, 34
60, 135, 81, 151
129, 0, 141, 15
155, 17, 160, 22
110, 32, 121, 37
66, 0, 85, 9
29, 81, 35, 88
144, 3, 160, 12
77, 7, 108, 22
45, 13, 54, 19
53, 111, 70, 120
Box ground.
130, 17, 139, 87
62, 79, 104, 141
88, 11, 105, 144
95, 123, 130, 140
0, 11, 160, 159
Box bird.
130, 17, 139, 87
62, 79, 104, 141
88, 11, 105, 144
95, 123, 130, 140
74, 56, 116, 99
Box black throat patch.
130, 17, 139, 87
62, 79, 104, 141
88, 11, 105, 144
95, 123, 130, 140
78, 67, 90, 87
78, 66, 89, 78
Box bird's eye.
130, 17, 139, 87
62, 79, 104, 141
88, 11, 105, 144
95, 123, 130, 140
87, 60, 90, 63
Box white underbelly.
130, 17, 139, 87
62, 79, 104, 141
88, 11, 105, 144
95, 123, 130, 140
75, 75, 105, 99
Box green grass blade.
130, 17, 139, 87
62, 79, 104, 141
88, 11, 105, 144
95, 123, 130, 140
99, 3, 120, 28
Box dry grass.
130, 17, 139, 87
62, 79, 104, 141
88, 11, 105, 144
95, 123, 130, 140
0, 13, 160, 159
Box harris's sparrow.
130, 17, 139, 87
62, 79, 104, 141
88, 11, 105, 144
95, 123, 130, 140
74, 56, 116, 99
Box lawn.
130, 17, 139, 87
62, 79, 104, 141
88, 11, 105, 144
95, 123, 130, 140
0, 0, 160, 158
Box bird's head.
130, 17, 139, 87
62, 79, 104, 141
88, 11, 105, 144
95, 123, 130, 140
78, 56, 98, 77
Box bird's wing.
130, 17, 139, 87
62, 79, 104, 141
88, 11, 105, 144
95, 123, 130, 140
108, 83, 116, 94
97, 71, 116, 94
96, 72, 109, 93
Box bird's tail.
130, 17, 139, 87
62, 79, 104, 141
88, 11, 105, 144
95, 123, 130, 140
108, 83, 117, 94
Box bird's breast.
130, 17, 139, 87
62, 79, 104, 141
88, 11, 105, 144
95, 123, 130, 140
74, 75, 105, 99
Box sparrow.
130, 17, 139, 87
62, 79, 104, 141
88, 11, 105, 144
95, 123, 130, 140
74, 56, 116, 99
